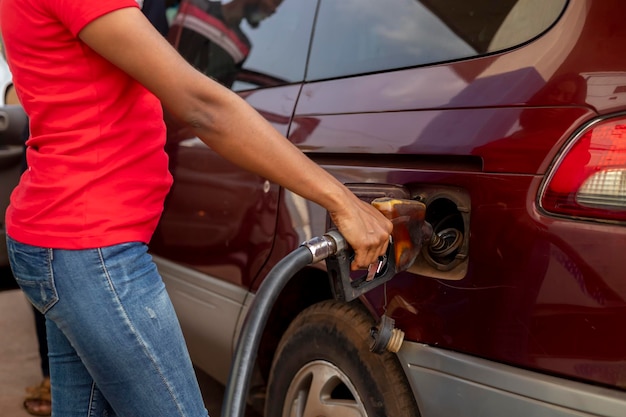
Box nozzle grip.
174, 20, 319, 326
326, 197, 430, 302
326, 239, 397, 302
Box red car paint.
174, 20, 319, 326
151, 0, 626, 399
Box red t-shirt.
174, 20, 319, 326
0, 0, 173, 249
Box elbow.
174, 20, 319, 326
185, 112, 209, 131
163, 81, 242, 141
170, 104, 216, 134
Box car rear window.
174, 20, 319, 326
307, 0, 568, 81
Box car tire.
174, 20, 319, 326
265, 300, 420, 417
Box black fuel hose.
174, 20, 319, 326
221, 245, 314, 417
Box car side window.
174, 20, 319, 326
172, 0, 316, 91
308, 0, 567, 81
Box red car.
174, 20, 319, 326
151, 0, 626, 415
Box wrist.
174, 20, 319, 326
320, 183, 354, 216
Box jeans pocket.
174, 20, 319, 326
7, 236, 58, 314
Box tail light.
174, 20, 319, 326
540, 115, 626, 222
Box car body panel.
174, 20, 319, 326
397, 342, 626, 417
294, 107, 594, 174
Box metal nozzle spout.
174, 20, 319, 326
300, 230, 348, 264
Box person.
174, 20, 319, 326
0, 1, 392, 417
16, 2, 171, 415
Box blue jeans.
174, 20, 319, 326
7, 236, 209, 417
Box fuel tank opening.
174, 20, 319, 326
408, 188, 470, 280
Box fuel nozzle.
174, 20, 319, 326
326, 197, 432, 302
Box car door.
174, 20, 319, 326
150, 0, 318, 383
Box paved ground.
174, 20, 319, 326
0, 279, 41, 417
0, 267, 260, 417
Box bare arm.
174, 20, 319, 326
79, 7, 392, 268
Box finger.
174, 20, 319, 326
351, 236, 390, 270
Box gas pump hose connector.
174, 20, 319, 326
221, 231, 347, 417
